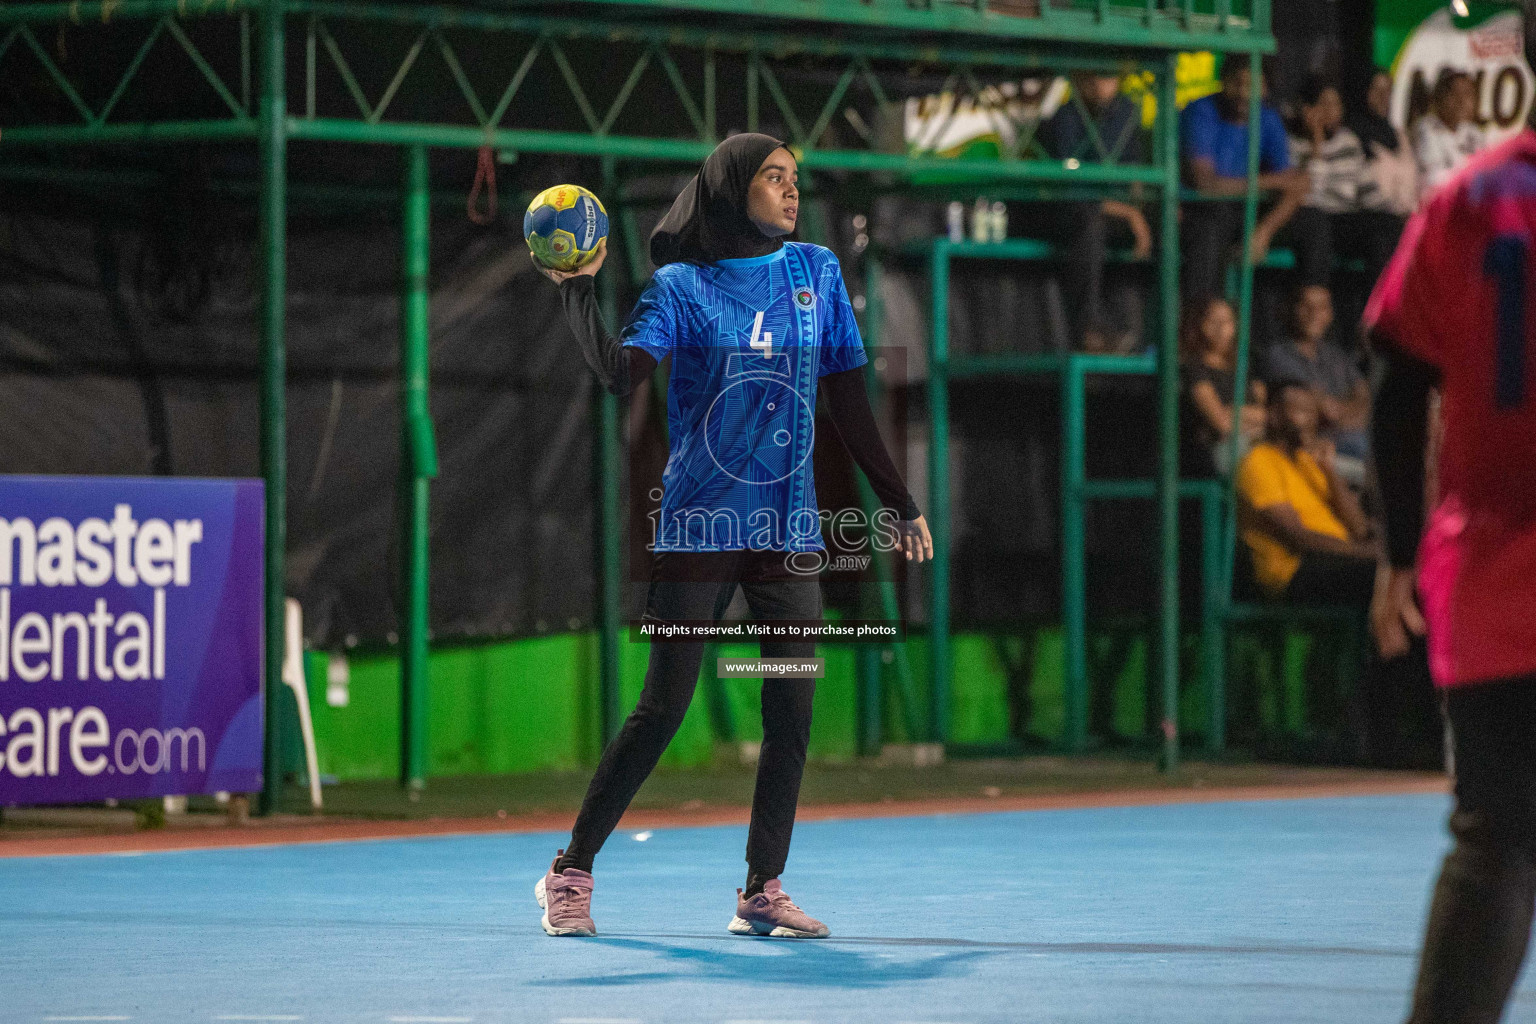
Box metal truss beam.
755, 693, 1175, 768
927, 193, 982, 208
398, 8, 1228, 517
0, 0, 1272, 54
0, 2, 1220, 189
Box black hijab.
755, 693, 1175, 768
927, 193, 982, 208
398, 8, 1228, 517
1351, 108, 1400, 154
1350, 73, 1400, 155
650, 133, 787, 267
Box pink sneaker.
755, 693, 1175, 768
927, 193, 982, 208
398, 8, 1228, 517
534, 851, 596, 937
728, 879, 829, 938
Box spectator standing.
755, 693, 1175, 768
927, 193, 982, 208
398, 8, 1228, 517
1265, 284, 1370, 470
1179, 296, 1267, 477
1182, 58, 1319, 301
1289, 75, 1404, 287
1236, 381, 1377, 604
1350, 68, 1419, 218
1412, 69, 1484, 200
1037, 74, 1151, 352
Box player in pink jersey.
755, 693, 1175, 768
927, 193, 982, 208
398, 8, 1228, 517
1366, 7, 1536, 1020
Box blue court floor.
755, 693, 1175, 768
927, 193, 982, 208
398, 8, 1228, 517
5, 794, 1534, 1024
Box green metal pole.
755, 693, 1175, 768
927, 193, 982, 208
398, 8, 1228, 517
256, 0, 286, 816
859, 254, 921, 744
855, 643, 881, 754
400, 143, 436, 792
1204, 50, 1265, 754
0, 121, 260, 146
597, 156, 623, 745
284, 120, 1169, 183
1157, 54, 1182, 772
1200, 485, 1225, 751
1210, 49, 1271, 746
927, 240, 951, 745
1215, 50, 1265, 679
1061, 356, 1087, 752
857, 255, 884, 755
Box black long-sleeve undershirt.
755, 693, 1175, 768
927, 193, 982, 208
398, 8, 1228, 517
1371, 341, 1441, 570
559, 275, 657, 397
558, 274, 921, 521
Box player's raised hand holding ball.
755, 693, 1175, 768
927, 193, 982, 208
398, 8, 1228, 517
533, 237, 606, 284
526, 183, 608, 284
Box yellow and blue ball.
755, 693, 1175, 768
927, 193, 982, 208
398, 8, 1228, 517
524, 184, 609, 272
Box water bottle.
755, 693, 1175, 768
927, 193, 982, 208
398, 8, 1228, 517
971, 197, 990, 243
946, 202, 965, 243
989, 201, 1007, 242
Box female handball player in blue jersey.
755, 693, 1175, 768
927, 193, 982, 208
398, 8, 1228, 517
531, 133, 931, 938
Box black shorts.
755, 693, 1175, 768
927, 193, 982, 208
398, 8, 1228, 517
642, 547, 822, 626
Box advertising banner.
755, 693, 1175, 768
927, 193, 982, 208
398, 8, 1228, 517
0, 477, 264, 804
1379, 2, 1533, 147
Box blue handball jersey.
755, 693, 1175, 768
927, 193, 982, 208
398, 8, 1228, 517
622, 241, 868, 552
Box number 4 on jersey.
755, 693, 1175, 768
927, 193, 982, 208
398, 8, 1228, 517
747, 310, 773, 358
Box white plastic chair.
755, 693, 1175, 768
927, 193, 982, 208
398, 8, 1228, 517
283, 598, 323, 811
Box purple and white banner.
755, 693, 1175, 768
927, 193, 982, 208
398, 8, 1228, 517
0, 477, 264, 804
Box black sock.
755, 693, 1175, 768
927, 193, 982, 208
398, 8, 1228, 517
555, 848, 594, 875
744, 870, 774, 898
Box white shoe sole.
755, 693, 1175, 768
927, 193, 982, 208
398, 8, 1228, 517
535, 875, 595, 937
728, 914, 828, 939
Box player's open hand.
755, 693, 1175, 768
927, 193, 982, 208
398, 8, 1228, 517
533, 237, 606, 285
1371, 564, 1426, 660
899, 515, 934, 564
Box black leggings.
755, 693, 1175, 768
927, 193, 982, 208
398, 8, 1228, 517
562, 548, 821, 879
1406, 676, 1536, 1024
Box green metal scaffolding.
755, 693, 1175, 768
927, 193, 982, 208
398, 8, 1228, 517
0, 0, 1272, 802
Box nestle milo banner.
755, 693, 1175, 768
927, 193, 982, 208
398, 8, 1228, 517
1380, 1, 1534, 147
0, 477, 264, 804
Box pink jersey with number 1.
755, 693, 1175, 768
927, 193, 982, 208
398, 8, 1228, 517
1365, 129, 1536, 688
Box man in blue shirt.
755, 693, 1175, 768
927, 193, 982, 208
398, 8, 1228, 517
1182, 59, 1322, 301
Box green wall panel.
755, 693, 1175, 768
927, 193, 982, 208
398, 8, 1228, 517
294, 623, 1357, 783
947, 635, 1013, 745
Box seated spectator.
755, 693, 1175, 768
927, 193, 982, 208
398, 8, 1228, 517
1350, 68, 1418, 218
1179, 295, 1266, 477
1036, 73, 1151, 352
1412, 69, 1484, 201
1289, 75, 1404, 287
1265, 284, 1370, 471
1236, 380, 1377, 604
1182, 58, 1318, 301
1288, 76, 1365, 216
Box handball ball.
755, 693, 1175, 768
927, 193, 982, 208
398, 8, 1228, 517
524, 184, 609, 272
